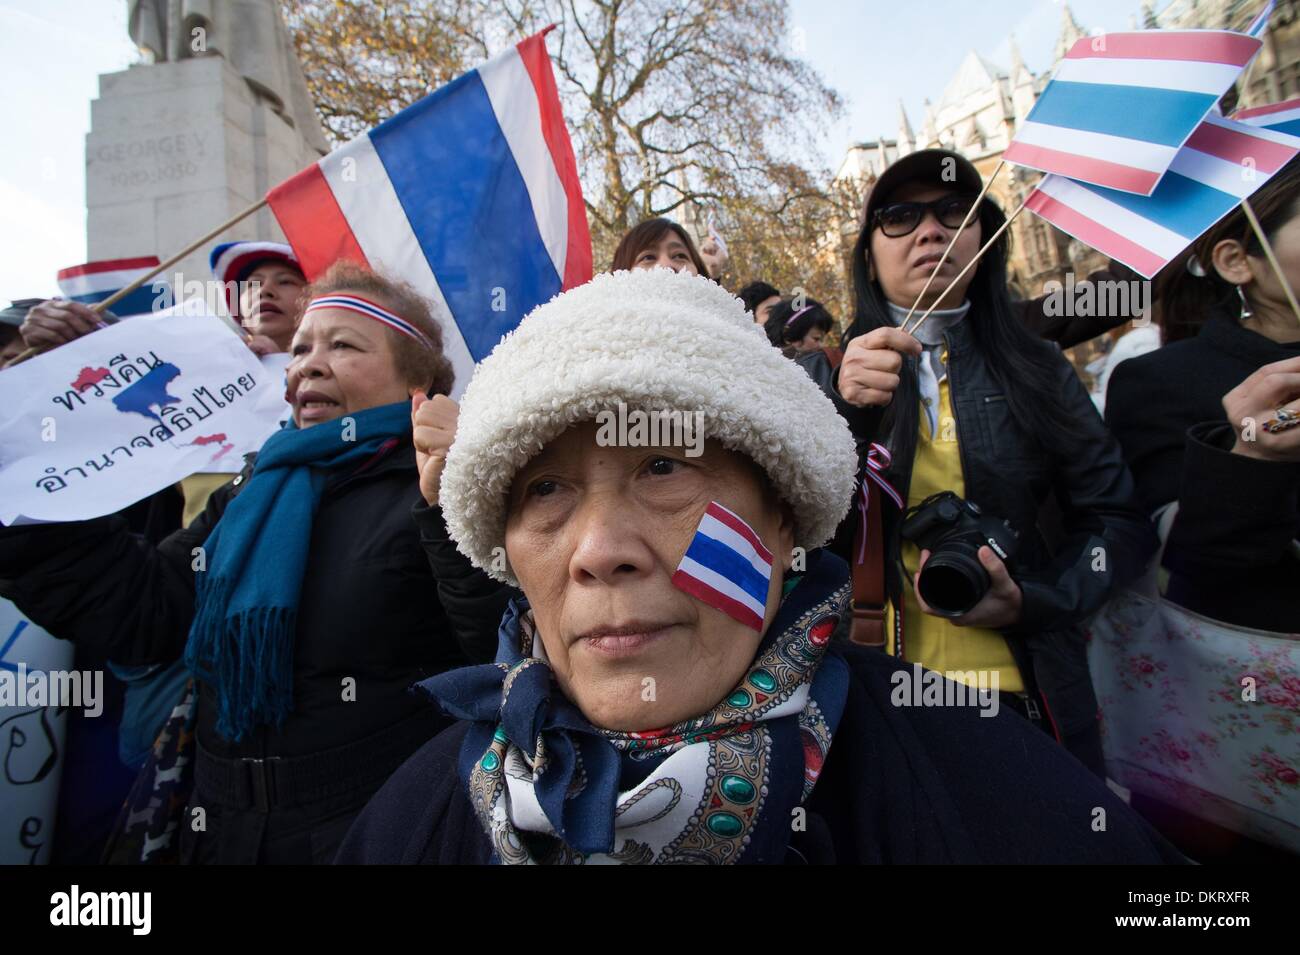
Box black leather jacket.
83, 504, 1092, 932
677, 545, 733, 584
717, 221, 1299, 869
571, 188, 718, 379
833, 315, 1157, 737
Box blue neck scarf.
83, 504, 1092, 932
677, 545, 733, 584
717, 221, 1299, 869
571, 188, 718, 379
417, 548, 852, 864
184, 401, 412, 741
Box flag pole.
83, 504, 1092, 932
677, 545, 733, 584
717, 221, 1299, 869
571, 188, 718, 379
901, 159, 1005, 327
1241, 197, 1300, 325
5, 197, 269, 368
906, 197, 1029, 337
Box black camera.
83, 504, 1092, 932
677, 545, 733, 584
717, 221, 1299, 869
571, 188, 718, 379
899, 492, 1020, 618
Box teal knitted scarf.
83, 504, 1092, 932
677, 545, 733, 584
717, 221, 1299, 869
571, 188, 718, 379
184, 401, 412, 741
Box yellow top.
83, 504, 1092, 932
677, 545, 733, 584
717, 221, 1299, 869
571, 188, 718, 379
886, 370, 1024, 693
180, 472, 234, 527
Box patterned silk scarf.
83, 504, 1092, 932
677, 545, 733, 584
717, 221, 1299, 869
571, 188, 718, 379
418, 549, 853, 864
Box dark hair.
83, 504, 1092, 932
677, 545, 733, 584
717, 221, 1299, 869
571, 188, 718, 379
764, 296, 833, 347
1156, 156, 1300, 343
847, 188, 1080, 459
739, 281, 781, 314
610, 218, 713, 279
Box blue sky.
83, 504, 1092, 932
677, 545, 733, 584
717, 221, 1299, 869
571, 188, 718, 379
1, 0, 1173, 299
789, 0, 1161, 162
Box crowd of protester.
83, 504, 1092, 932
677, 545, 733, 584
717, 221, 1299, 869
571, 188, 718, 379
1, 144, 1296, 865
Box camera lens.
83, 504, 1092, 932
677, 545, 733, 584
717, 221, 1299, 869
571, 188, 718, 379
916, 548, 989, 617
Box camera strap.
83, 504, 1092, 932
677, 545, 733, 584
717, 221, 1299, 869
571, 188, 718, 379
850, 491, 887, 648
849, 447, 899, 649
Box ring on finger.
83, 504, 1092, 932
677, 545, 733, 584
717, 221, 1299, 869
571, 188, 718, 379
1262, 405, 1300, 433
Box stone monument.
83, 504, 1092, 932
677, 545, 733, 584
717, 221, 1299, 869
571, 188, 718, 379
85, 1, 328, 296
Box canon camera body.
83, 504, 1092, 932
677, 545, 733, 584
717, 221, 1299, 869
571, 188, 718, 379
899, 491, 1020, 618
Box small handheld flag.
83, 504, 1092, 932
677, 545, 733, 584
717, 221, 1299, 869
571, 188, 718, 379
1244, 0, 1276, 38
57, 257, 172, 318
1234, 96, 1300, 137
672, 502, 774, 632
1003, 30, 1260, 195
1024, 114, 1300, 277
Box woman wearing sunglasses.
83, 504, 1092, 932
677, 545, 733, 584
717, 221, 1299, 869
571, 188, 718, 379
833, 149, 1155, 776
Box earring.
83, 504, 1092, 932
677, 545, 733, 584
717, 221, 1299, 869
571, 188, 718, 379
1237, 284, 1253, 320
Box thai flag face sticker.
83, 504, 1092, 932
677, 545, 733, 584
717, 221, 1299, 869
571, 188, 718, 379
671, 502, 774, 632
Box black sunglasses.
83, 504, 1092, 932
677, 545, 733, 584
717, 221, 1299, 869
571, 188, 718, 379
872, 195, 978, 238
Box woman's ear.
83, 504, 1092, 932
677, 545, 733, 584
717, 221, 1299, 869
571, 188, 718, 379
1210, 237, 1254, 286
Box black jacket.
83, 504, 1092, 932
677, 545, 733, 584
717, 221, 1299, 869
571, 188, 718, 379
0, 441, 514, 861
790, 347, 836, 400
336, 642, 1184, 864
1014, 266, 1136, 349
0, 442, 510, 757
831, 314, 1157, 741
1106, 318, 1300, 631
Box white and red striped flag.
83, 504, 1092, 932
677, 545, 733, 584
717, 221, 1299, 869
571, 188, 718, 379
1024, 114, 1300, 278
1003, 30, 1259, 195
1235, 96, 1300, 138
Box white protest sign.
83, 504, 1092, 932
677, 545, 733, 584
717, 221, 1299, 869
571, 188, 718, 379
0, 599, 72, 865
256, 352, 293, 433
0, 302, 286, 523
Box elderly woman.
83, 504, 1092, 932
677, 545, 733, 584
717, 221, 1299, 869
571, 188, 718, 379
338, 269, 1181, 864
0, 262, 512, 864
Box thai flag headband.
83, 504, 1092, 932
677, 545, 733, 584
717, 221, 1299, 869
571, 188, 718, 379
303, 294, 434, 350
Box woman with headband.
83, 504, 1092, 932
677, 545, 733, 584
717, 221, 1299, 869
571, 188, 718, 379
764, 296, 835, 356
0, 261, 514, 864
763, 295, 839, 401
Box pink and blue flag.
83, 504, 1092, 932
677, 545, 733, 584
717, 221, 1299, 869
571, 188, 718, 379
1003, 30, 1260, 195
1234, 96, 1300, 138
267, 27, 591, 398
1245, 1, 1276, 38
57, 256, 171, 318
672, 502, 774, 632
1024, 113, 1300, 277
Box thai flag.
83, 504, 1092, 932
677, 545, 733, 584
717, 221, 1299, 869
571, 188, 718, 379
1003, 30, 1259, 195
1025, 114, 1300, 277
1245, 0, 1275, 38
266, 27, 591, 399
1234, 96, 1300, 137
672, 502, 774, 632
56, 257, 171, 318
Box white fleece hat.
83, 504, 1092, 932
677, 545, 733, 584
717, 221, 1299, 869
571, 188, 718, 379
440, 268, 859, 585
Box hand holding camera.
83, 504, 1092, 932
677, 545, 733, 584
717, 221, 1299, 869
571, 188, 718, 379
914, 546, 1022, 629
901, 491, 1024, 629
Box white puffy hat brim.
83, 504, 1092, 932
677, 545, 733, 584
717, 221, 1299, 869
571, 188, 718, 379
441, 268, 859, 585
